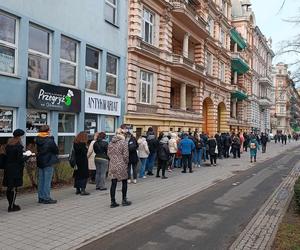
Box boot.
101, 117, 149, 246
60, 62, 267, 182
110, 199, 120, 208
75, 188, 81, 195
6, 190, 14, 212
80, 188, 90, 196
122, 198, 132, 206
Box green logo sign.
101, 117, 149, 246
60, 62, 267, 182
65, 90, 74, 106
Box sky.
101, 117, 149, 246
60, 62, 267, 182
251, 0, 300, 66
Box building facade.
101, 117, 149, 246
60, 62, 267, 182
271, 63, 292, 134
126, 0, 232, 137
252, 27, 274, 133
0, 0, 128, 154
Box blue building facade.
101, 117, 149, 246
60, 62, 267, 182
0, 0, 128, 154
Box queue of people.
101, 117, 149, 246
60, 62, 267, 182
0, 124, 292, 212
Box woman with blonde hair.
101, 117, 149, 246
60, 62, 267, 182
73, 131, 90, 195
87, 132, 99, 184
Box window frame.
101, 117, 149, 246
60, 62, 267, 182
105, 53, 119, 96
220, 28, 225, 47
139, 70, 153, 104
59, 35, 79, 87
206, 52, 213, 76
142, 8, 155, 45
105, 0, 118, 26
85, 46, 101, 92
27, 24, 52, 83
57, 112, 77, 136
0, 11, 18, 77
0, 107, 16, 137
207, 16, 214, 36
104, 115, 116, 134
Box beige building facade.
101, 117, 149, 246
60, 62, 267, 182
125, 0, 232, 137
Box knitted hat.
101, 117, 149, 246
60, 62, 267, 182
13, 129, 25, 137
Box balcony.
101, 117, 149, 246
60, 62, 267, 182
230, 29, 247, 50
169, 0, 208, 37
258, 96, 272, 107
231, 90, 248, 101
129, 36, 161, 57
231, 52, 250, 74
171, 53, 205, 75
259, 77, 272, 87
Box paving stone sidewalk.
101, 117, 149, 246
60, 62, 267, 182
0, 142, 298, 250
229, 152, 300, 250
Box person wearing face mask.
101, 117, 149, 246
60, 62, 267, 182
3, 129, 32, 212
36, 125, 59, 204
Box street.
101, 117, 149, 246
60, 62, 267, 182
80, 146, 300, 250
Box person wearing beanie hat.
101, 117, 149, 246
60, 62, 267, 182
36, 125, 59, 204
157, 135, 170, 179
3, 129, 29, 212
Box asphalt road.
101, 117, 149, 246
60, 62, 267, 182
80, 146, 300, 250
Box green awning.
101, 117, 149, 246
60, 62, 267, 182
230, 29, 247, 50
231, 91, 248, 101
231, 57, 250, 74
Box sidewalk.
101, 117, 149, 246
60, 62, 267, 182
0, 141, 298, 250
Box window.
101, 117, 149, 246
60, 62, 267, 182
28, 24, 51, 81
220, 62, 225, 82
0, 12, 17, 75
106, 54, 118, 95
207, 17, 214, 36
85, 47, 100, 91
142, 9, 154, 44
140, 70, 153, 104
26, 110, 48, 134
84, 113, 98, 135
221, 0, 226, 16
206, 52, 213, 76
105, 0, 117, 25
58, 113, 76, 155
220, 28, 225, 47
280, 106, 285, 113
0, 108, 14, 135
60, 36, 78, 86
104, 116, 116, 133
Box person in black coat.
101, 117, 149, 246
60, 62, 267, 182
261, 132, 268, 153
73, 132, 90, 195
3, 129, 31, 212
157, 136, 170, 179
126, 132, 139, 184
207, 136, 217, 166
36, 125, 59, 204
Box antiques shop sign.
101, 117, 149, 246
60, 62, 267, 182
85, 92, 121, 116
27, 81, 81, 112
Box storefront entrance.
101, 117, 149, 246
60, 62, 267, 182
217, 102, 228, 133
202, 97, 214, 135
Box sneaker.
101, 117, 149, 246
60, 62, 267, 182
142, 176, 147, 179
8, 205, 21, 212
127, 179, 131, 184
122, 199, 132, 206
133, 179, 137, 184
99, 188, 107, 191
213, 164, 217, 166
76, 189, 81, 194
189, 170, 193, 173
42, 199, 57, 204
197, 165, 201, 168
162, 176, 168, 179
38, 198, 45, 203
80, 191, 90, 196
156, 175, 160, 178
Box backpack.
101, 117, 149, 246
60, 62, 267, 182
68, 146, 77, 168
128, 140, 137, 153
250, 142, 256, 149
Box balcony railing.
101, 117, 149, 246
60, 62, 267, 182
259, 76, 272, 86
171, 53, 205, 74
258, 96, 272, 107
231, 52, 250, 74
129, 36, 161, 56
169, 0, 207, 31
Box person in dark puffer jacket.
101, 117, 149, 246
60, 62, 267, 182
36, 125, 59, 204
157, 136, 170, 179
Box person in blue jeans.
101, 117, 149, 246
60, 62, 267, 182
36, 125, 59, 204
137, 136, 150, 178
145, 128, 158, 176
179, 133, 195, 173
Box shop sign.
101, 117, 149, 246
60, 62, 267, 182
27, 81, 81, 112
85, 92, 121, 116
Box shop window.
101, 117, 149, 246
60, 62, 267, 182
142, 8, 154, 45
106, 54, 118, 95
26, 110, 48, 135
84, 113, 98, 135
28, 24, 51, 81
105, 0, 118, 25
0, 12, 17, 75
85, 47, 100, 91
104, 116, 116, 133
58, 113, 76, 155
140, 70, 153, 104
60, 36, 78, 86
0, 108, 14, 135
